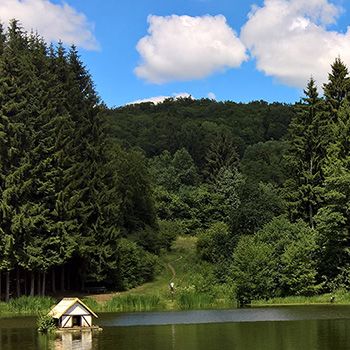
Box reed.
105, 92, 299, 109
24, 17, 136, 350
0, 296, 55, 315
104, 294, 163, 312
176, 291, 215, 310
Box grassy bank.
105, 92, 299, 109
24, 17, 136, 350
253, 290, 350, 306
0, 237, 235, 316
82, 236, 236, 312
6, 237, 350, 316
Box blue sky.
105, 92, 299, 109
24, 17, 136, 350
1, 0, 349, 106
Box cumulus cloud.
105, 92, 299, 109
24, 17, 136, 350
135, 14, 248, 83
0, 0, 98, 50
207, 92, 216, 100
127, 92, 192, 105
240, 0, 350, 88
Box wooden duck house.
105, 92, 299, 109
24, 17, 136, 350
48, 297, 98, 329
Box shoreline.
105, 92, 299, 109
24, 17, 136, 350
2, 298, 350, 318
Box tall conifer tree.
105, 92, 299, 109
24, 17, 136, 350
285, 78, 326, 227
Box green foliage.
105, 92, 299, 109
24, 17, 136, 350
158, 220, 180, 251
232, 235, 275, 304
172, 148, 200, 186
4, 20, 350, 303
232, 216, 320, 303
197, 222, 232, 263
315, 100, 350, 281
324, 57, 350, 114
115, 238, 159, 290
108, 99, 292, 164
230, 181, 285, 236
284, 78, 327, 227
0, 21, 158, 294
37, 313, 56, 333
204, 132, 239, 181
241, 140, 288, 186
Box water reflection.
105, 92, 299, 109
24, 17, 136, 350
52, 331, 93, 350
171, 324, 176, 350
2, 306, 350, 350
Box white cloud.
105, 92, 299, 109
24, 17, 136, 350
127, 92, 192, 105
207, 92, 216, 100
0, 0, 98, 50
135, 14, 248, 83
240, 0, 350, 88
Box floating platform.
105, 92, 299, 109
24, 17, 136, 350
56, 326, 103, 333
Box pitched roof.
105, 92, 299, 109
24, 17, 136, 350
48, 297, 98, 319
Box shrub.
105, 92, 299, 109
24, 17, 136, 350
158, 220, 179, 251
231, 216, 320, 304
115, 238, 159, 290
37, 314, 56, 333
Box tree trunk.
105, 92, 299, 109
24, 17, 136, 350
16, 267, 20, 297
42, 272, 46, 296
5, 271, 10, 302
61, 266, 65, 292
0, 271, 2, 301
52, 269, 56, 294
30, 271, 35, 296
24, 272, 27, 296
37, 272, 41, 296
67, 268, 71, 291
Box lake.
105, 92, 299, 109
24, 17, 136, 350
1, 305, 350, 349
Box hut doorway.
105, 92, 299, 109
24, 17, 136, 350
72, 316, 82, 327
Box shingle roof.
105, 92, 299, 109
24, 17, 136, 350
48, 297, 98, 319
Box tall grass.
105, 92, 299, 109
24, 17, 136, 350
104, 294, 163, 312
176, 291, 215, 310
0, 296, 55, 315
253, 290, 350, 306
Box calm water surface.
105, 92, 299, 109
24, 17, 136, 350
1, 305, 350, 350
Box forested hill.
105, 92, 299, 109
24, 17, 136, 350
106, 99, 294, 162
106, 59, 350, 304
3, 19, 350, 307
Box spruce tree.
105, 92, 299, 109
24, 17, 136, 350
204, 132, 239, 181
66, 46, 122, 284
0, 20, 31, 299
315, 100, 350, 280
285, 78, 326, 227
324, 58, 350, 116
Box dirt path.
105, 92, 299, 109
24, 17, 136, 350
167, 256, 182, 282
87, 257, 182, 303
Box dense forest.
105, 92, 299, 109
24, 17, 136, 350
1, 20, 350, 305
